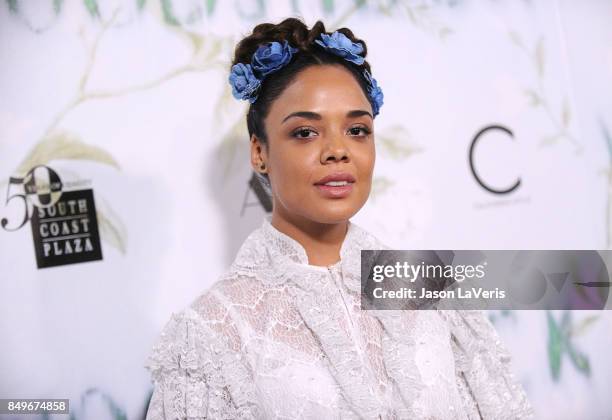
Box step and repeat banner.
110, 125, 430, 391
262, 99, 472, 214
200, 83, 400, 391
1, 0, 611, 419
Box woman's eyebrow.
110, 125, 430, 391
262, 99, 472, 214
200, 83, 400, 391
347, 109, 373, 119
282, 111, 321, 124
282, 109, 373, 124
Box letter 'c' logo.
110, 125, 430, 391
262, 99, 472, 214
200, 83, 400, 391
469, 125, 521, 195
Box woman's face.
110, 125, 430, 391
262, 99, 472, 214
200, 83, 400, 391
252, 64, 376, 224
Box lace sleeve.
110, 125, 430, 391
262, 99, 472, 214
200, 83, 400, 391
144, 307, 261, 419
438, 310, 535, 420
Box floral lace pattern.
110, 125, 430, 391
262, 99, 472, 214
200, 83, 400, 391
145, 215, 534, 419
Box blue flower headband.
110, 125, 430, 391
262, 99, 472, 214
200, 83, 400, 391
228, 31, 384, 116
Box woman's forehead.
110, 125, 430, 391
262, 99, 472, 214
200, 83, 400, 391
268, 65, 371, 119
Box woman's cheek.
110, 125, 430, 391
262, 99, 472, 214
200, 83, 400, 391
277, 165, 301, 201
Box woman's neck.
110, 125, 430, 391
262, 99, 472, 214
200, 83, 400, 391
270, 211, 349, 267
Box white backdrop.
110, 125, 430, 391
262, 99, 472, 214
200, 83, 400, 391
1, 1, 611, 418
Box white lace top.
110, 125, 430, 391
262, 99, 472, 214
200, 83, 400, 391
144, 215, 534, 419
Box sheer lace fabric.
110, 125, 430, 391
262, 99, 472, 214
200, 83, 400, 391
145, 215, 534, 419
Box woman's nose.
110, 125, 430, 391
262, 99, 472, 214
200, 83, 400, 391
321, 133, 349, 163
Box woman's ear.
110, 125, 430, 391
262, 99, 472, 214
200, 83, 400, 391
250, 134, 267, 173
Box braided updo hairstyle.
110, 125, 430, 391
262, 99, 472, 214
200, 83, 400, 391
232, 17, 375, 149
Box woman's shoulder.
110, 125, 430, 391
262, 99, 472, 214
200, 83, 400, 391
190, 267, 271, 320
171, 266, 279, 349
144, 284, 257, 399
145, 305, 236, 378
144, 302, 262, 419
145, 277, 252, 374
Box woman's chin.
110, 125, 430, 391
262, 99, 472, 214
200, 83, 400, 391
306, 201, 363, 224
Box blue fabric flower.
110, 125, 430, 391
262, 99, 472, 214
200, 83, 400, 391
314, 31, 365, 65
227, 34, 384, 115
228, 63, 261, 103
252, 40, 299, 77
363, 69, 384, 117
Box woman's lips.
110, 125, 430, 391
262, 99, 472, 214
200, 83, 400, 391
314, 182, 354, 198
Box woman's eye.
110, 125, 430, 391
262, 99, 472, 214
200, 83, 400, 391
292, 128, 317, 139
348, 126, 371, 136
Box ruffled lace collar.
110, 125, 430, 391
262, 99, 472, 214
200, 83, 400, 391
230, 214, 386, 293
259, 214, 357, 269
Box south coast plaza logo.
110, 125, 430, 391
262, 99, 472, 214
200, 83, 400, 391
1, 165, 103, 269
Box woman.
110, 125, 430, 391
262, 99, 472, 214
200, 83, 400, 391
145, 18, 534, 419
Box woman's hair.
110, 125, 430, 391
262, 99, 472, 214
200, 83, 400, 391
231, 18, 374, 148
